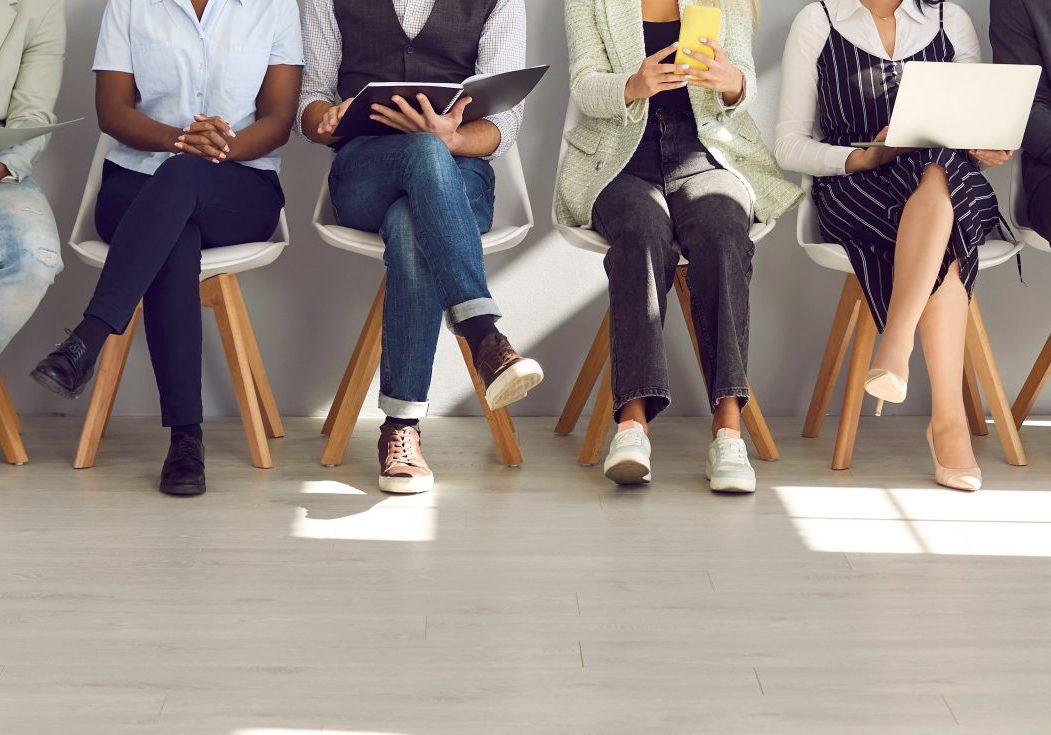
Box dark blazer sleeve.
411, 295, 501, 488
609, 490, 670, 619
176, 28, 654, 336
991, 0, 1051, 163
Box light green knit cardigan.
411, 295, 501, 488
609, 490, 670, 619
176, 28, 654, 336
556, 0, 803, 229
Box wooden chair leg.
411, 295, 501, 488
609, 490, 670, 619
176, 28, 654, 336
554, 310, 610, 436
966, 298, 1027, 466
832, 309, 878, 471
1012, 331, 1051, 429
963, 350, 989, 437
225, 276, 284, 439
803, 276, 864, 439
458, 337, 523, 467
321, 277, 386, 467
579, 359, 614, 466
74, 304, 142, 469
203, 275, 272, 470
0, 373, 28, 465
672, 267, 780, 460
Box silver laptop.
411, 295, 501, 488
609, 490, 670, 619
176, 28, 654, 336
852, 62, 1042, 150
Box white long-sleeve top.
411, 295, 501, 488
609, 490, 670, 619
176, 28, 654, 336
775, 0, 982, 177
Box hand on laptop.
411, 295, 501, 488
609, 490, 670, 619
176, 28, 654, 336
969, 149, 1014, 168
845, 127, 916, 173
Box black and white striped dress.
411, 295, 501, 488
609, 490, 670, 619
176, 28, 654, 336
811, 0, 1000, 332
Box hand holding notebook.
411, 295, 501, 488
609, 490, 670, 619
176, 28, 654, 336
332, 65, 549, 142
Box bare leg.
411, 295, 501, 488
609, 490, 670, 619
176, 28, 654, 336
619, 398, 650, 434
918, 262, 977, 469
873, 165, 955, 379
712, 397, 742, 438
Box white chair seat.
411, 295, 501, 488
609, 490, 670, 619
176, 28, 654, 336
797, 175, 1024, 274
69, 135, 290, 281
312, 144, 534, 259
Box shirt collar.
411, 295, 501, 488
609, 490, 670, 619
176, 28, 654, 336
835, 0, 928, 24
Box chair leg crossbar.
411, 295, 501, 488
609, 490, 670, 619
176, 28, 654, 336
803, 275, 1027, 470
74, 273, 284, 471
321, 276, 523, 468
555, 265, 780, 467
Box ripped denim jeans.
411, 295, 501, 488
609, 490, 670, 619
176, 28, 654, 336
0, 177, 63, 354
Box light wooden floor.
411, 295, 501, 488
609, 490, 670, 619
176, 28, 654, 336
2, 415, 1051, 735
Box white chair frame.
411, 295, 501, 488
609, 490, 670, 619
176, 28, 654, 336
312, 143, 534, 468
68, 135, 289, 470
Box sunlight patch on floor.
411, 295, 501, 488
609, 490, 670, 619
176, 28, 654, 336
774, 485, 1051, 557
232, 730, 415, 735
291, 481, 437, 542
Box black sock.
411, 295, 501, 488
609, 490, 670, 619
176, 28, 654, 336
382, 417, 419, 431
72, 316, 114, 362
171, 423, 203, 442
459, 315, 499, 358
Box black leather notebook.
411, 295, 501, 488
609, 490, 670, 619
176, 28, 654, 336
333, 65, 549, 141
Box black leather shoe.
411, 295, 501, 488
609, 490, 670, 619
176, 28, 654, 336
160, 434, 207, 497
30, 330, 96, 399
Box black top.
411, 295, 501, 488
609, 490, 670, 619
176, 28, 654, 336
643, 21, 692, 115
990, 0, 1051, 205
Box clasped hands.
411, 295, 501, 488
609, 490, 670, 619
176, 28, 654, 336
316, 94, 473, 153
172, 114, 236, 163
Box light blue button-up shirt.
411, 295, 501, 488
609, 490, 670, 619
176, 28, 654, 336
93, 0, 304, 175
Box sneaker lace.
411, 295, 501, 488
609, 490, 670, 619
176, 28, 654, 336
612, 428, 644, 450
387, 427, 421, 466
719, 438, 748, 466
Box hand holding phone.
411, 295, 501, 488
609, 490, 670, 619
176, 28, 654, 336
674, 6, 722, 73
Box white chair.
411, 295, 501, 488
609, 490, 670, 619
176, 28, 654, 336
1008, 162, 1051, 426
551, 101, 780, 466
797, 174, 1027, 469
313, 143, 534, 468
68, 135, 289, 470
0, 374, 28, 465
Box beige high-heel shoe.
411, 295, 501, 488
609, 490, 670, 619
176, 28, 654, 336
865, 369, 908, 404
925, 424, 982, 492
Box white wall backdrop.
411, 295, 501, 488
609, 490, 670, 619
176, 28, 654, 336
3, 0, 1047, 423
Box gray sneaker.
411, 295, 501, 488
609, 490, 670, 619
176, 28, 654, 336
706, 428, 756, 494
603, 421, 652, 485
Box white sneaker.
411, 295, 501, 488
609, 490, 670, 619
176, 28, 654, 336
706, 428, 756, 494
603, 421, 652, 485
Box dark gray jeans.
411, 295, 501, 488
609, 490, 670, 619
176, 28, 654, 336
592, 108, 755, 422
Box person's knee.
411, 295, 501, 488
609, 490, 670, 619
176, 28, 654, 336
918, 164, 950, 193
153, 154, 214, 188
401, 133, 456, 180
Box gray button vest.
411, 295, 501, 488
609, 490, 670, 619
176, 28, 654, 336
333, 0, 499, 100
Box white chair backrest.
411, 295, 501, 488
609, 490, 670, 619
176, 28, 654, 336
69, 135, 117, 247
796, 175, 824, 247
551, 98, 584, 228
70, 134, 290, 249
314, 142, 533, 232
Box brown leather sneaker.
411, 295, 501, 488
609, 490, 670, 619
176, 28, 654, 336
378, 423, 434, 494
473, 332, 544, 410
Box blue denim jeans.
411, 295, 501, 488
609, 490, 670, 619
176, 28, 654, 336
328, 132, 498, 419
0, 178, 62, 354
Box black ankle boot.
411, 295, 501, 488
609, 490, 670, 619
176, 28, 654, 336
160, 434, 207, 497
30, 330, 97, 399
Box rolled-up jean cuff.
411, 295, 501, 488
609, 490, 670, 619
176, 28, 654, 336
446, 298, 502, 335
613, 387, 671, 424
711, 387, 750, 413
378, 393, 430, 420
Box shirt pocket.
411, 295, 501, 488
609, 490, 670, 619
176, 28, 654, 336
564, 125, 602, 155
130, 43, 181, 101
219, 46, 271, 102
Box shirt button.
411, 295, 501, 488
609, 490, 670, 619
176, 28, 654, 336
196, 92, 202, 97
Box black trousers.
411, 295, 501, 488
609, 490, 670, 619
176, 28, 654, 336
591, 109, 755, 422
86, 156, 284, 427
1030, 174, 1051, 245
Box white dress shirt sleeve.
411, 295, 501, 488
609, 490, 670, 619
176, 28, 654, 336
774, 4, 852, 178
477, 0, 526, 159
297, 0, 341, 136
944, 4, 983, 65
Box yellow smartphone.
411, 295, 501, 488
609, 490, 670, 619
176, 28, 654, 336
674, 6, 722, 73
